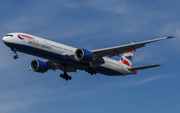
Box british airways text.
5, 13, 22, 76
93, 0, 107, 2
28, 41, 52, 50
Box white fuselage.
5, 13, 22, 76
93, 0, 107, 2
2, 33, 134, 76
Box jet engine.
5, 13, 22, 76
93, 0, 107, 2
74, 48, 94, 62
30, 60, 48, 73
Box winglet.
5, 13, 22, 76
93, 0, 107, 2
167, 36, 175, 39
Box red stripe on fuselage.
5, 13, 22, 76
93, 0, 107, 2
18, 34, 34, 39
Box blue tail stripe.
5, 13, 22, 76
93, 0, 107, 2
125, 56, 133, 61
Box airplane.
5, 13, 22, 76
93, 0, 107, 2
2, 33, 174, 81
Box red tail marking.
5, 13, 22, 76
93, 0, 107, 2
120, 58, 131, 67
125, 50, 134, 54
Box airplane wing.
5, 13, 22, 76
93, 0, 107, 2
91, 36, 174, 57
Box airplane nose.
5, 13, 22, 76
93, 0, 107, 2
2, 36, 8, 43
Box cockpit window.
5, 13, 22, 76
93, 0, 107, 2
6, 34, 13, 37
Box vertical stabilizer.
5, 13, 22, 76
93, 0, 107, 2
120, 50, 134, 67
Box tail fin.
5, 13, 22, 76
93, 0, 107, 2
120, 50, 134, 67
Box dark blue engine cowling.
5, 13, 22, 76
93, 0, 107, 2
75, 48, 94, 62
30, 60, 48, 73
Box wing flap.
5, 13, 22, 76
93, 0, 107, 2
45, 60, 77, 72
129, 64, 161, 71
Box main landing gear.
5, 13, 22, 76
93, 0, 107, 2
60, 73, 72, 81
60, 67, 72, 81
11, 48, 19, 59
85, 68, 97, 75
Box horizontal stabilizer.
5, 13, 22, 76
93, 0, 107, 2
129, 64, 161, 71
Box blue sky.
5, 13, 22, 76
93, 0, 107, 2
0, 0, 180, 113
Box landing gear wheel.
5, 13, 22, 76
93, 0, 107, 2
60, 73, 72, 81
13, 55, 19, 59
60, 74, 63, 78
68, 76, 72, 80
86, 68, 97, 75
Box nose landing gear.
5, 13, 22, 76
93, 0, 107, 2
13, 55, 19, 59
11, 48, 19, 59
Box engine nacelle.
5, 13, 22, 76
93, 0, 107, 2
75, 48, 94, 62
30, 60, 48, 73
